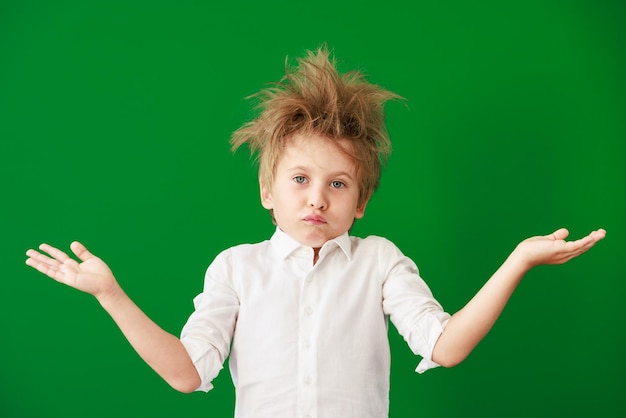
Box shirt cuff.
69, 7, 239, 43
415, 357, 441, 373
180, 338, 221, 392
414, 313, 449, 374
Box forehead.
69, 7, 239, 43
278, 134, 357, 172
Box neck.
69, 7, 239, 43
313, 248, 320, 265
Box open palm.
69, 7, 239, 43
516, 228, 606, 268
26, 242, 117, 297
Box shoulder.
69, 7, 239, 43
201, 240, 272, 290
350, 234, 419, 274
350, 234, 403, 254
211, 239, 272, 265
203, 239, 271, 272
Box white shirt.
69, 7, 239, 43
180, 228, 450, 418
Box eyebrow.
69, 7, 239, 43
287, 166, 355, 181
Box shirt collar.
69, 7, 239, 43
270, 227, 353, 261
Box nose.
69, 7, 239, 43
308, 186, 327, 210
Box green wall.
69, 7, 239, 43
1, 1, 624, 417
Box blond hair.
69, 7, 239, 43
230, 45, 400, 206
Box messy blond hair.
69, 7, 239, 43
230, 45, 400, 206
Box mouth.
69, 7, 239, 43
304, 214, 327, 225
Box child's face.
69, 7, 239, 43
260, 134, 369, 250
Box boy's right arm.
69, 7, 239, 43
25, 241, 201, 393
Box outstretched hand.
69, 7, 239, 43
514, 228, 606, 269
26, 242, 118, 299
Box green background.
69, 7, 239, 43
1, 1, 624, 417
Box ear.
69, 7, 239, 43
260, 179, 273, 210
354, 194, 371, 219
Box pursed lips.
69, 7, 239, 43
304, 214, 326, 225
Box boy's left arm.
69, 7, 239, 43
431, 228, 606, 368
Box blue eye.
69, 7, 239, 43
293, 176, 307, 184
331, 181, 345, 189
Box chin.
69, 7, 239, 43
303, 239, 327, 249
300, 234, 331, 249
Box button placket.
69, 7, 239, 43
297, 269, 318, 418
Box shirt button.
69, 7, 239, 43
305, 307, 313, 316
304, 415, 312, 418
306, 276, 313, 284
303, 340, 311, 349
303, 376, 312, 384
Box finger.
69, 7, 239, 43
25, 256, 64, 281
589, 228, 606, 242
561, 234, 601, 258
568, 229, 605, 247
26, 248, 61, 268
38, 243, 72, 263
574, 229, 607, 247
548, 228, 569, 241
70, 241, 96, 262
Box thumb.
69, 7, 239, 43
70, 241, 96, 261
549, 228, 570, 241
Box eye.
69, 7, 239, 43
293, 176, 307, 184
331, 180, 345, 189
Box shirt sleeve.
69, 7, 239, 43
180, 249, 240, 392
380, 240, 451, 373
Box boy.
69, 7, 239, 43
25, 47, 606, 417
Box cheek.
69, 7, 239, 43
272, 193, 294, 211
